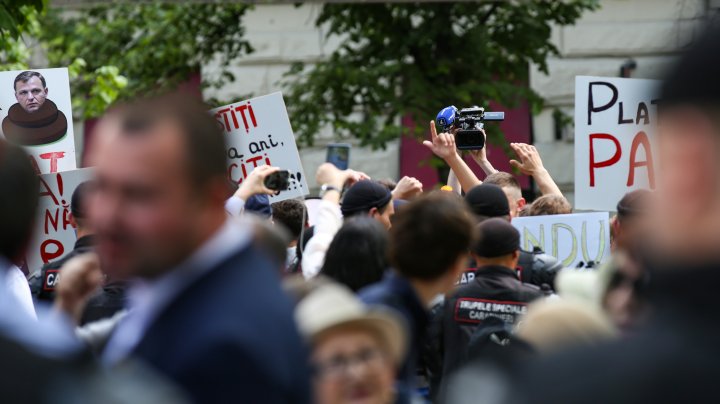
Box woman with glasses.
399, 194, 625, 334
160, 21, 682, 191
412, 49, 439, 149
295, 282, 407, 404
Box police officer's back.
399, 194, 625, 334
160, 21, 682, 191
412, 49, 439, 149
436, 219, 543, 394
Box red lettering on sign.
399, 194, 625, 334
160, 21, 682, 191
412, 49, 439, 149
589, 133, 622, 187
40, 239, 64, 264
39, 152, 66, 173
627, 131, 655, 188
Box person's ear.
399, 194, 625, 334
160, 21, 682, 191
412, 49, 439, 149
611, 216, 621, 238
517, 197, 526, 209
69, 213, 77, 229
512, 250, 520, 261
368, 207, 379, 217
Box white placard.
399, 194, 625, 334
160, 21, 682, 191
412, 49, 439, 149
26, 168, 94, 273
0, 68, 77, 174
574, 76, 659, 211
512, 212, 610, 268
210, 92, 309, 202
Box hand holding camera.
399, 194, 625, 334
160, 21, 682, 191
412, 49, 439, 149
435, 105, 504, 150
235, 165, 283, 200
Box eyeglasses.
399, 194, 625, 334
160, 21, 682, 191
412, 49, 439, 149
313, 347, 387, 379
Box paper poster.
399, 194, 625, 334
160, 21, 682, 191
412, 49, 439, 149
0, 68, 77, 174
26, 168, 94, 273
210, 92, 309, 202
512, 212, 610, 268
574, 76, 659, 211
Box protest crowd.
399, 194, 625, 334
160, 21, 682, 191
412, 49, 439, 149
3, 15, 720, 404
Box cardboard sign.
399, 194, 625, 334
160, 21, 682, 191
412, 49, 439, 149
0, 68, 77, 174
512, 212, 610, 268
26, 168, 94, 273
574, 76, 660, 211
210, 92, 309, 202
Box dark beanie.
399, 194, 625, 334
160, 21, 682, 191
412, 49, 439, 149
472, 218, 519, 258
465, 183, 510, 218
245, 194, 272, 219
661, 22, 720, 107
71, 181, 90, 220
341, 180, 392, 216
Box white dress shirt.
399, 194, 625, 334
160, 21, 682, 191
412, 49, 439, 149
102, 218, 252, 366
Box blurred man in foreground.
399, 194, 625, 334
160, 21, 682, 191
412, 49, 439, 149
87, 95, 310, 403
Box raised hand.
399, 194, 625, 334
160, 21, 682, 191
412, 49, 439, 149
423, 121, 458, 160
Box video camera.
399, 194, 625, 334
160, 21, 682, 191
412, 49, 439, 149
517, 246, 565, 292
435, 105, 505, 150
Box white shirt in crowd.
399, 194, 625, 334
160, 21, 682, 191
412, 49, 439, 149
6, 264, 36, 320
301, 200, 343, 279
0, 257, 81, 358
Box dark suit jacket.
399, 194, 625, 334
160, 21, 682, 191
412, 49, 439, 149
131, 244, 311, 404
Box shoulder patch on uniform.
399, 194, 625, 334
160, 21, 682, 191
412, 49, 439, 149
43, 269, 60, 291
456, 268, 476, 285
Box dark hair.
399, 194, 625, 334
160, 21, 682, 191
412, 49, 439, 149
376, 178, 397, 191
483, 171, 521, 192
14, 71, 46, 91
71, 181, 91, 221
0, 140, 39, 261
320, 217, 388, 292
344, 199, 391, 219
250, 216, 291, 271
272, 199, 306, 241
616, 189, 650, 222
525, 195, 572, 216
389, 192, 474, 280
115, 94, 227, 187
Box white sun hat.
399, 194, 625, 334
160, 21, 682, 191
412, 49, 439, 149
295, 282, 407, 365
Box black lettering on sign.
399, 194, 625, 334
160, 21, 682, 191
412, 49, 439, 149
43, 269, 60, 291
454, 298, 528, 325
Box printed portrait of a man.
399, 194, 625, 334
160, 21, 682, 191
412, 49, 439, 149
2, 71, 68, 146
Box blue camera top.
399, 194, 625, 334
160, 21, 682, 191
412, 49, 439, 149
436, 105, 458, 131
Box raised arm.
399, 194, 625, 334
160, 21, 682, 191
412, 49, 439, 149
423, 121, 481, 193
509, 143, 563, 197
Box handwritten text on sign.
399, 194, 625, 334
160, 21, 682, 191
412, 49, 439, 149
210, 92, 309, 202
574, 76, 660, 211
512, 212, 610, 268
26, 168, 94, 273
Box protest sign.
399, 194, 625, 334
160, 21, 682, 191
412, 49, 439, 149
574, 76, 659, 211
210, 92, 309, 202
512, 212, 610, 268
26, 168, 94, 273
0, 68, 77, 174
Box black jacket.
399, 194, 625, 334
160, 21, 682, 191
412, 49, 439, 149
29, 235, 95, 302
428, 265, 542, 398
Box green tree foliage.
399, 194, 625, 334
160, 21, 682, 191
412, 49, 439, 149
0, 0, 45, 71
0, 0, 44, 41
284, 1, 598, 149
39, 3, 253, 119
